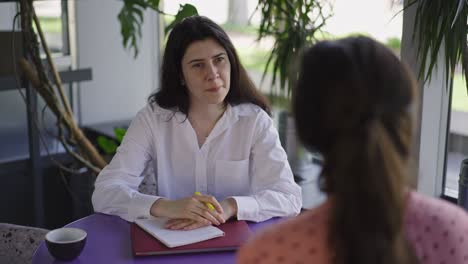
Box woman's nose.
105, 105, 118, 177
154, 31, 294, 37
206, 62, 219, 80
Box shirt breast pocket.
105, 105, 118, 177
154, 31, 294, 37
215, 159, 250, 197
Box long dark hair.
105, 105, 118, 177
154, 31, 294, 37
293, 36, 418, 264
149, 15, 270, 115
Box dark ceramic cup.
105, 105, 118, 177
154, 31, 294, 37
45, 227, 87, 261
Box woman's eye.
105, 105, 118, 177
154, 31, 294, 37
192, 63, 202, 68
215, 57, 224, 63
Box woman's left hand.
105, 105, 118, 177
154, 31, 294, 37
219, 198, 237, 221
165, 198, 238, 230
165, 218, 209, 230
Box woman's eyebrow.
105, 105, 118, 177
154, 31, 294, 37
187, 58, 204, 64
212, 52, 226, 59
187, 52, 226, 64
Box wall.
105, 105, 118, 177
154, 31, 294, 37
75, 0, 160, 125
0, 2, 16, 30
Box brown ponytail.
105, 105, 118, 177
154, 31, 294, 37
293, 36, 418, 264
325, 117, 416, 264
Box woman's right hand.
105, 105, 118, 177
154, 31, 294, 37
149, 195, 225, 226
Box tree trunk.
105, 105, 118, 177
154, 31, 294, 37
227, 0, 249, 26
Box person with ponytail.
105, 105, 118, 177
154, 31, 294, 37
237, 36, 468, 264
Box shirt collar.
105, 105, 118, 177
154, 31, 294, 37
152, 103, 241, 140
205, 104, 239, 142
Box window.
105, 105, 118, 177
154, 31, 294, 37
444, 66, 468, 199
0, 1, 73, 163
33, 0, 69, 56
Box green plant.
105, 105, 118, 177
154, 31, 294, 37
256, 0, 332, 96
16, 0, 197, 176
18, 0, 107, 173
97, 128, 127, 155
117, 0, 198, 58
118, 0, 332, 98
386, 37, 401, 50
408, 0, 468, 90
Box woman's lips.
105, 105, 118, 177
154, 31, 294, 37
207, 86, 221, 92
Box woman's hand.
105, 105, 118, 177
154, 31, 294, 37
150, 194, 225, 226
164, 198, 238, 230
165, 218, 210, 230
219, 198, 238, 221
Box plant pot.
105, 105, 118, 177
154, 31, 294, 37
44, 165, 96, 229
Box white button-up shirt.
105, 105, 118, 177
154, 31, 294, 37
92, 103, 302, 222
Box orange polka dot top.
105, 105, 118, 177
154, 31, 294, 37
237, 191, 468, 264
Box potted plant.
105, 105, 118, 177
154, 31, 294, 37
407, 0, 467, 205
14, 0, 333, 226
408, 0, 467, 89
256, 0, 331, 181
13, 0, 197, 227
17, 0, 199, 175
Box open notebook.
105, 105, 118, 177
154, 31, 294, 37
131, 217, 252, 256
134, 217, 225, 248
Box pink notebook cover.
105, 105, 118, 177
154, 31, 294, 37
131, 220, 253, 256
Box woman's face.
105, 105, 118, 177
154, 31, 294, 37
181, 38, 231, 108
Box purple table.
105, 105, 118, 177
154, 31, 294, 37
33, 213, 281, 263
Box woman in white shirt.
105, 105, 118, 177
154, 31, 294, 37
92, 15, 302, 230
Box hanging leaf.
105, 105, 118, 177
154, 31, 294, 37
408, 0, 468, 91
256, 0, 331, 98
97, 136, 118, 155
118, 0, 149, 58
114, 127, 127, 143
451, 0, 466, 28
146, 0, 161, 10
165, 4, 199, 35
118, 1, 197, 58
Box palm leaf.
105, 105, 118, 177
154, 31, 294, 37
165, 4, 198, 35
114, 127, 127, 143
409, 0, 468, 91
257, 0, 331, 97
118, 0, 150, 58
118, 0, 197, 58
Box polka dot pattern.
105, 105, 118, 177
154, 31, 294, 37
404, 191, 468, 264
237, 191, 468, 264
237, 201, 332, 264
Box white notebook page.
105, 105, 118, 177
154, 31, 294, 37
135, 217, 225, 248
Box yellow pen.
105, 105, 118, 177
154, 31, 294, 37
194, 191, 215, 210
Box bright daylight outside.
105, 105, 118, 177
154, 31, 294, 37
32, 0, 467, 200
164, 0, 468, 200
